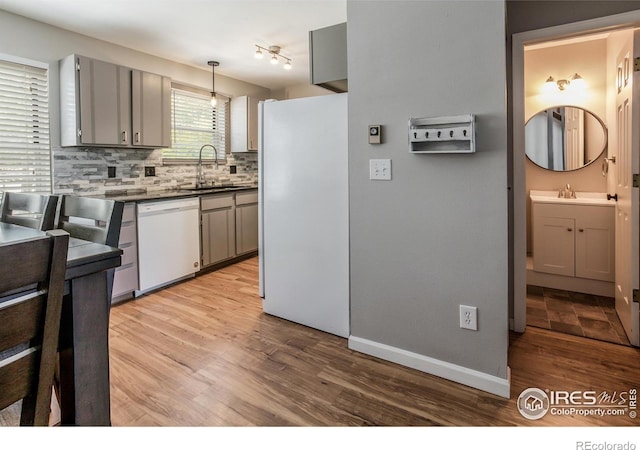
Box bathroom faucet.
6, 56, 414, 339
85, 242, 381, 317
197, 144, 218, 188
558, 183, 576, 199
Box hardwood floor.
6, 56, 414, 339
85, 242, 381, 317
2, 256, 638, 427
106, 257, 640, 427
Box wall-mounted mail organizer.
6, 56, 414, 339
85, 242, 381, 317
408, 114, 476, 154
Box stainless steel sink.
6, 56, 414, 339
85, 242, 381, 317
180, 185, 254, 193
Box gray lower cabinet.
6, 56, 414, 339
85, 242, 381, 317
235, 190, 259, 255
111, 202, 139, 303
201, 193, 236, 267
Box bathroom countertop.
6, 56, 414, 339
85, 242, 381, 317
85, 185, 258, 203
529, 190, 615, 207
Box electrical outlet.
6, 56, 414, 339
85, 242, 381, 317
459, 305, 478, 331
107, 166, 116, 178
144, 166, 155, 177
229, 165, 237, 174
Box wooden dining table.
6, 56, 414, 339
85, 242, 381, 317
0, 222, 122, 426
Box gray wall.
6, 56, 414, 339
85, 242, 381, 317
348, 1, 508, 378
0, 9, 269, 195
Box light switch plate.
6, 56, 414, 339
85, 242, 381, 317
369, 159, 391, 180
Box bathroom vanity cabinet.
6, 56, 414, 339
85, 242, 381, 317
532, 201, 615, 282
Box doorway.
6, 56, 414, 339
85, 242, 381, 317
512, 10, 640, 347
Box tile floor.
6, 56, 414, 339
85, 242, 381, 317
526, 285, 631, 346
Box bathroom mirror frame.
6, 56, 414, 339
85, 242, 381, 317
524, 105, 608, 172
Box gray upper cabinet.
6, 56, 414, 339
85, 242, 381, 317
131, 70, 171, 148
309, 22, 348, 93
231, 95, 259, 152
60, 54, 171, 148
60, 54, 131, 147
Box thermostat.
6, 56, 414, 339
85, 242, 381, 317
368, 125, 381, 144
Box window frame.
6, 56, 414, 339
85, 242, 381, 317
163, 82, 229, 165
0, 53, 51, 194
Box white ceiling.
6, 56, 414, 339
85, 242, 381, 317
0, 0, 347, 90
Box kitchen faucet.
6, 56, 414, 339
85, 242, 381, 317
197, 144, 218, 188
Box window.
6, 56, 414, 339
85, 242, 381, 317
164, 84, 228, 162
0, 55, 50, 193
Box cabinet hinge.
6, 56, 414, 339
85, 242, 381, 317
635, 58, 640, 72
633, 174, 639, 188
76, 61, 81, 71
77, 129, 82, 137
634, 289, 640, 303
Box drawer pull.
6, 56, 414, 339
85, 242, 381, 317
567, 228, 573, 232
578, 228, 584, 232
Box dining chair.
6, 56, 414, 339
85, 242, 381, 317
57, 195, 124, 302
57, 196, 124, 247
0, 192, 59, 231
0, 229, 69, 426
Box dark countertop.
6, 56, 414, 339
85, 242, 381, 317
87, 185, 258, 203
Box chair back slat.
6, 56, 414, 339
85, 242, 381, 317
58, 196, 124, 247
0, 193, 59, 231
0, 237, 52, 294
0, 229, 69, 426
0, 293, 46, 351
0, 348, 38, 410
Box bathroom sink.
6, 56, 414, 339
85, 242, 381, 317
529, 190, 614, 206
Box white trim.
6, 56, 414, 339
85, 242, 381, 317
0, 52, 48, 69
348, 335, 511, 399
512, 9, 640, 334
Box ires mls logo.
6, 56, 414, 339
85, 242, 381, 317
517, 387, 638, 420
517, 388, 550, 420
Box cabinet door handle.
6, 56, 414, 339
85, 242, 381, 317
122, 131, 128, 143
135, 132, 140, 143
567, 228, 573, 232
578, 228, 584, 232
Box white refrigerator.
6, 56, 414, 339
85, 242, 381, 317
258, 93, 349, 338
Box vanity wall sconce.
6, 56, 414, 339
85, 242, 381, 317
544, 73, 585, 91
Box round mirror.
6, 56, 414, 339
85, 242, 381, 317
525, 106, 608, 171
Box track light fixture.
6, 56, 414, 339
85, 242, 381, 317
255, 45, 292, 70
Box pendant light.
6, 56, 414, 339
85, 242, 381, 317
208, 60, 219, 107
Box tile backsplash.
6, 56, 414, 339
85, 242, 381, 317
53, 146, 258, 196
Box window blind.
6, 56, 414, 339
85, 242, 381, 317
0, 58, 51, 193
164, 87, 228, 162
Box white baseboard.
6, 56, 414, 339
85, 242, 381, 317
348, 335, 511, 398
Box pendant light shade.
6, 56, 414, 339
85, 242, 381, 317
208, 60, 219, 107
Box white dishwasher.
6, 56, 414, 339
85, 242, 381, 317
136, 197, 200, 295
